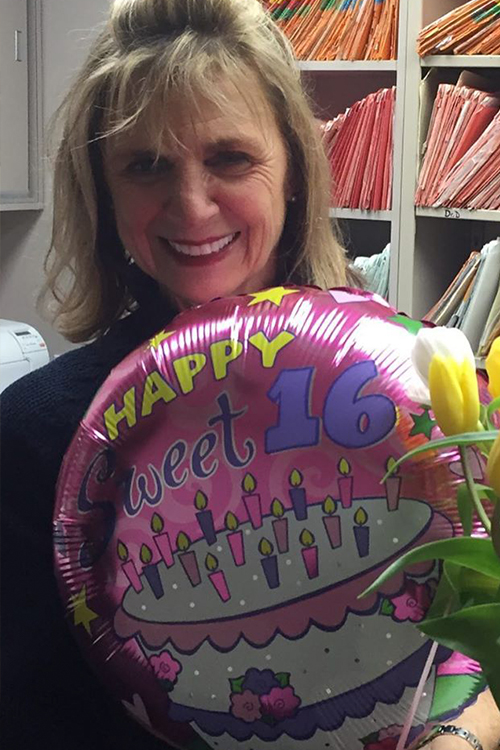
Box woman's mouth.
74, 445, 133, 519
165, 232, 239, 258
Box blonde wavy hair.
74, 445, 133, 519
42, 0, 355, 342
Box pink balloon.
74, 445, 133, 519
54, 286, 486, 750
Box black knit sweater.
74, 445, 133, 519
0, 303, 181, 749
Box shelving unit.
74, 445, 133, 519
301, 0, 500, 321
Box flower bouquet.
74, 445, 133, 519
361, 329, 500, 733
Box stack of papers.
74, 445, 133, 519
416, 75, 500, 210
263, 0, 399, 61
353, 243, 390, 298
426, 238, 500, 354
417, 0, 500, 57
320, 87, 395, 210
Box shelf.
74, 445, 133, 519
298, 60, 397, 72
329, 208, 392, 221
416, 207, 500, 223
421, 55, 500, 69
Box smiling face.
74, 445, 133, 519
103, 76, 292, 309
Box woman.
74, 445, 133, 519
1, 1, 498, 749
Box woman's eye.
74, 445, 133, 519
208, 152, 251, 170
125, 157, 170, 176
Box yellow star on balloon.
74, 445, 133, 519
247, 287, 299, 307
148, 330, 175, 350
70, 585, 99, 636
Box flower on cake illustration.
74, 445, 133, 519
149, 650, 182, 692
229, 668, 301, 725
360, 724, 404, 750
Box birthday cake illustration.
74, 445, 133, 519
54, 287, 484, 750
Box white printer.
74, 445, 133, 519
0, 319, 50, 394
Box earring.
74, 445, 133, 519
289, 195, 297, 203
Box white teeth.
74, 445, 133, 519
168, 233, 237, 257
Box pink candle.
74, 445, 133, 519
271, 498, 289, 553
300, 529, 319, 579
322, 496, 342, 549
151, 512, 175, 567
385, 457, 401, 511
176, 532, 201, 587
117, 540, 143, 592
206, 554, 231, 602
338, 458, 353, 509
225, 512, 245, 566
242, 473, 263, 529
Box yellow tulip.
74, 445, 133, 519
486, 431, 500, 497
486, 337, 500, 400
428, 354, 479, 436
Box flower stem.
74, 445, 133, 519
459, 446, 492, 534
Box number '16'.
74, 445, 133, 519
265, 361, 396, 453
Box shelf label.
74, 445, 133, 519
444, 208, 461, 219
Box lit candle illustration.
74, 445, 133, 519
225, 511, 245, 566
289, 469, 308, 520
353, 508, 370, 558
140, 544, 164, 599
385, 456, 402, 511
194, 490, 217, 545
338, 458, 353, 509
242, 473, 263, 529
271, 498, 289, 553
259, 538, 280, 589
151, 513, 175, 567
177, 532, 201, 587
117, 540, 143, 592
300, 529, 319, 579
322, 496, 342, 549
206, 553, 231, 602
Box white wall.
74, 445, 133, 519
0, 0, 111, 356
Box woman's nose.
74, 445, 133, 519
167, 168, 219, 225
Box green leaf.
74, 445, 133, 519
456, 483, 473, 536
475, 484, 498, 503
426, 569, 458, 620
492, 502, 500, 560
382, 431, 499, 482
275, 672, 290, 688
229, 676, 245, 694
487, 396, 500, 420
359, 538, 500, 599
360, 732, 381, 745
418, 604, 500, 701
379, 598, 395, 616
459, 568, 500, 605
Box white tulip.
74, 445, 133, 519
411, 327, 475, 387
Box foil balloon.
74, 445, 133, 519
54, 287, 486, 750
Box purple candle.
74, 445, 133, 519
151, 513, 175, 567
338, 458, 353, 509
259, 538, 280, 589
242, 473, 263, 529
300, 529, 319, 579
385, 457, 401, 511
322, 496, 342, 549
289, 469, 308, 520
353, 508, 370, 558
225, 512, 245, 566
140, 544, 164, 599
117, 540, 143, 592
206, 553, 231, 602
195, 490, 217, 545
271, 498, 289, 553
177, 532, 201, 587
